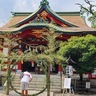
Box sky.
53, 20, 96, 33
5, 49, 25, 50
0, 0, 95, 27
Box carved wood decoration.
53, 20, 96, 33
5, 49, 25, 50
31, 29, 47, 38
40, 10, 48, 20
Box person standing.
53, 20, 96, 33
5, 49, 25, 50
20, 71, 32, 96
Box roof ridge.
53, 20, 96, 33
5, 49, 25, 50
40, 0, 49, 6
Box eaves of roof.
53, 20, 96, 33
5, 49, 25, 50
0, 23, 96, 35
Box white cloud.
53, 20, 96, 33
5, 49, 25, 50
13, 0, 41, 12
0, 8, 10, 27
0, 22, 4, 27
31, 0, 40, 11
13, 0, 32, 12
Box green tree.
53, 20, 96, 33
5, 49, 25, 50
77, 0, 96, 28
0, 33, 46, 96
31, 27, 64, 96
58, 35, 96, 81
0, 26, 64, 96
0, 33, 21, 95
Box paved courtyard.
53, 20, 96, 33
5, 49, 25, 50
0, 90, 96, 96
0, 90, 54, 96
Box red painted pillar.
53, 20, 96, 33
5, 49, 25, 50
88, 73, 92, 80
17, 49, 22, 73
17, 61, 22, 70
58, 64, 62, 75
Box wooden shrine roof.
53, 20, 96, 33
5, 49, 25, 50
0, 12, 96, 34
0, 0, 96, 34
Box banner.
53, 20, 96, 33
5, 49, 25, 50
64, 78, 71, 89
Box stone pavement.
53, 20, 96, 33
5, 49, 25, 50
0, 90, 54, 96
0, 90, 96, 96
54, 93, 96, 96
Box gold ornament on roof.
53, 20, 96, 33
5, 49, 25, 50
40, 11, 48, 20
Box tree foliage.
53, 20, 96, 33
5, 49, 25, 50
33, 27, 64, 96
0, 27, 64, 96
0, 33, 47, 96
58, 35, 96, 77
77, 0, 96, 28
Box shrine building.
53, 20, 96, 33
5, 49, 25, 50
0, 0, 96, 73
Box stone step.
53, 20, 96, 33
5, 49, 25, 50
12, 74, 61, 92
12, 86, 61, 92
12, 80, 61, 85
12, 83, 61, 88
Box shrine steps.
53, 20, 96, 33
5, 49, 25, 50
12, 74, 61, 92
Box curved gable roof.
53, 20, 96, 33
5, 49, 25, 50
15, 0, 78, 27
0, 0, 96, 34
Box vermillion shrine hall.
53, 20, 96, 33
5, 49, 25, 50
0, 0, 96, 74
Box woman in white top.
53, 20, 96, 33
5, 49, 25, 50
20, 71, 32, 96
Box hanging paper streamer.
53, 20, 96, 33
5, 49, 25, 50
35, 47, 37, 52
35, 47, 38, 53
29, 47, 31, 51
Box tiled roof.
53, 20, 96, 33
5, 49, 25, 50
0, 12, 96, 33
61, 16, 87, 28
0, 0, 95, 34
0, 16, 27, 30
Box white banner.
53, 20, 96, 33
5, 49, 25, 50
64, 78, 71, 89
86, 82, 90, 89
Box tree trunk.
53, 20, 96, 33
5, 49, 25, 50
79, 73, 83, 81
6, 65, 10, 95
79, 73, 83, 91
47, 63, 50, 96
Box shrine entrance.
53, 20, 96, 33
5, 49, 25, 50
22, 61, 35, 72
21, 61, 58, 74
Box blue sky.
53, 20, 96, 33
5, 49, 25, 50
0, 0, 94, 27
